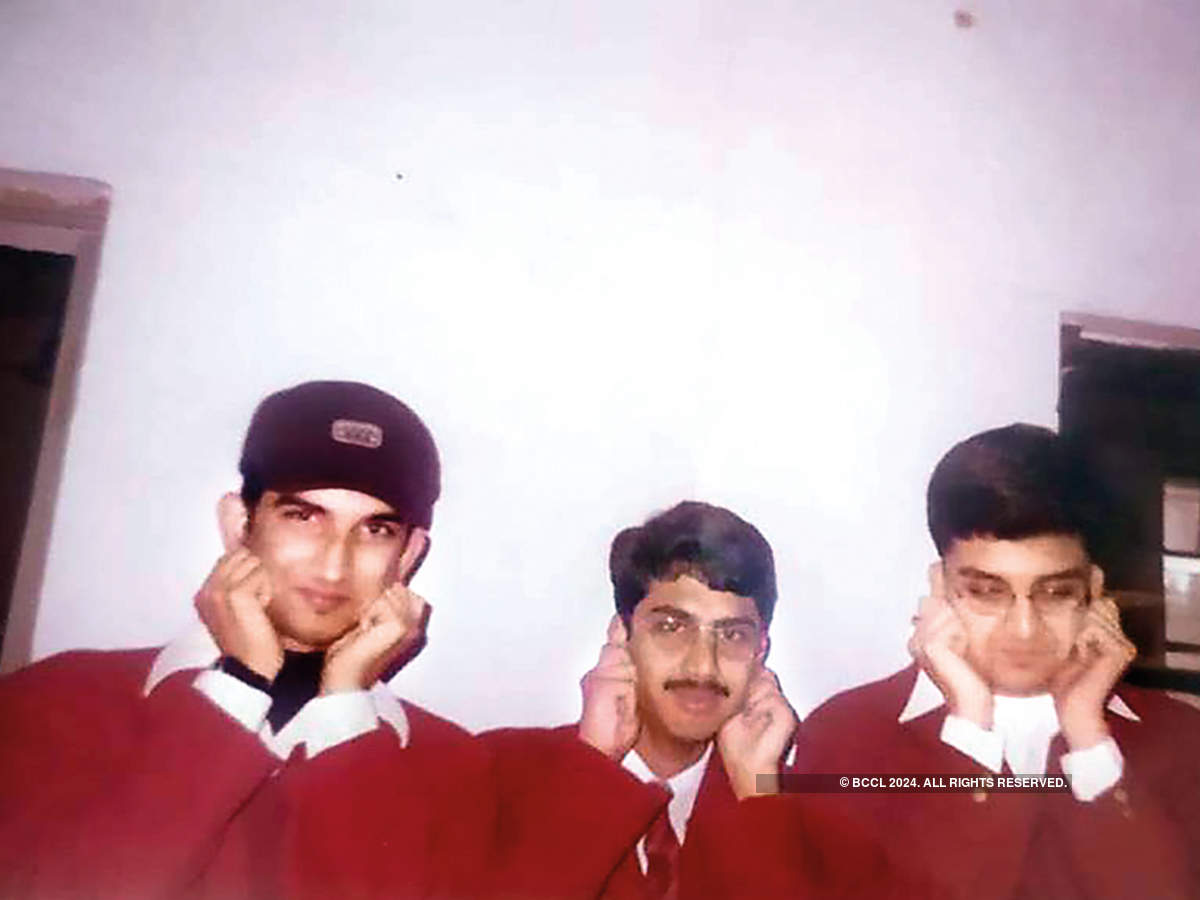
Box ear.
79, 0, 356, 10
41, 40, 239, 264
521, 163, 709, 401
217, 492, 250, 551
758, 631, 772, 665
1089, 563, 1105, 601
395, 527, 431, 584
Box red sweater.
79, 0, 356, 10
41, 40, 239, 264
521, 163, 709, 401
794, 665, 1200, 900
0, 648, 492, 900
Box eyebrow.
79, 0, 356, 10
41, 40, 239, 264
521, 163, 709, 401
644, 604, 695, 621
955, 565, 1089, 584
365, 512, 407, 526
1032, 566, 1090, 585
271, 495, 407, 528
272, 494, 325, 513
643, 606, 759, 628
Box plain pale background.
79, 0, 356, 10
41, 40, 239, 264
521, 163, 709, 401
2, 1, 1199, 728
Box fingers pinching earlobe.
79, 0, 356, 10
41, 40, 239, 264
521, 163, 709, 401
607, 614, 629, 646
1095, 596, 1121, 628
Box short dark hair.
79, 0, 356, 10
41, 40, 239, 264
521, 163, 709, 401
609, 501, 777, 625
927, 424, 1098, 556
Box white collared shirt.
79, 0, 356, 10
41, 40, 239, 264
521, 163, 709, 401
144, 626, 409, 760
900, 668, 1135, 801
622, 742, 713, 874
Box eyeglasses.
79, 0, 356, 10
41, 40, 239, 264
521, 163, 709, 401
949, 571, 1090, 617
634, 610, 763, 662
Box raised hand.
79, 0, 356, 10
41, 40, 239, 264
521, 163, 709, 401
578, 616, 640, 761
908, 566, 993, 728
320, 583, 429, 694
194, 547, 283, 681
1051, 596, 1137, 751
717, 667, 797, 800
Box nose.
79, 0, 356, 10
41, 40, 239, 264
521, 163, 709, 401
680, 626, 719, 680
1006, 595, 1038, 639
318, 533, 350, 583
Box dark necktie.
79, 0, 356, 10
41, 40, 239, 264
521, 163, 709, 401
644, 783, 679, 900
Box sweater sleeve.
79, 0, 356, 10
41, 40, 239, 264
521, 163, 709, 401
480, 726, 667, 900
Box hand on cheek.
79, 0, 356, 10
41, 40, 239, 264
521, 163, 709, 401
909, 574, 993, 729
320, 583, 430, 693
194, 548, 284, 681
1051, 597, 1136, 751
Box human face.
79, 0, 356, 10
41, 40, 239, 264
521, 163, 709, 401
942, 534, 1100, 696
243, 488, 418, 650
627, 575, 766, 744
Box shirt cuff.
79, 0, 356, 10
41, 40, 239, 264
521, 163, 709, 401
296, 691, 380, 757
941, 714, 1004, 773
1060, 737, 1123, 802
193, 668, 271, 733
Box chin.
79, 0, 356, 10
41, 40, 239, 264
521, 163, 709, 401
990, 668, 1055, 697
660, 710, 729, 744
666, 722, 719, 743
272, 613, 353, 651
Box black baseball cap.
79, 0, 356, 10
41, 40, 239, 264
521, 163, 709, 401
239, 381, 441, 529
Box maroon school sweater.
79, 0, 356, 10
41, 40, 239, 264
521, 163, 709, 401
480, 724, 899, 900
0, 648, 493, 900
794, 664, 1200, 900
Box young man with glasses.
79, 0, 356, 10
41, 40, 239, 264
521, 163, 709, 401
795, 424, 1200, 899
482, 501, 802, 898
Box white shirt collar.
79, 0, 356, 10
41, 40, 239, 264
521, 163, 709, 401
622, 741, 713, 845
144, 625, 409, 754
898, 668, 1141, 725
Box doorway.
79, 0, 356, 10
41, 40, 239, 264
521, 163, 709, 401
0, 169, 109, 671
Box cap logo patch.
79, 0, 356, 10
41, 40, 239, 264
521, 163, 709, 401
331, 419, 384, 449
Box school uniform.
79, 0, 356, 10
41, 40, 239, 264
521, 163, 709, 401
480, 724, 891, 899
0, 628, 491, 900
793, 664, 1200, 899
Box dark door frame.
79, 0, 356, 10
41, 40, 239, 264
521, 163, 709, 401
0, 168, 110, 672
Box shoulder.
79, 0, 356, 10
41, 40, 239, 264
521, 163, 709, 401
1111, 684, 1200, 750
0, 647, 159, 700
477, 723, 625, 785
477, 722, 578, 751
395, 700, 493, 771
0, 648, 163, 753
804, 666, 918, 732
795, 666, 921, 769
400, 699, 477, 743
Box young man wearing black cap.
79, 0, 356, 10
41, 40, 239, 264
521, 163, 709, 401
0, 381, 492, 900
794, 424, 1200, 899
482, 501, 806, 898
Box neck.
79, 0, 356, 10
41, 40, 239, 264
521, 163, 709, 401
633, 726, 709, 780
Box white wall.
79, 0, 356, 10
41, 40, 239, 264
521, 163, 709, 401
2, 0, 1199, 728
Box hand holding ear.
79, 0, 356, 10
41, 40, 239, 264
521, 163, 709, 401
1051, 597, 1136, 751
194, 548, 284, 681
717, 667, 797, 800
578, 616, 641, 761
908, 565, 994, 729
320, 584, 430, 694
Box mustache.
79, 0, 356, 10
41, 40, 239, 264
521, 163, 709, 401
663, 678, 730, 698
